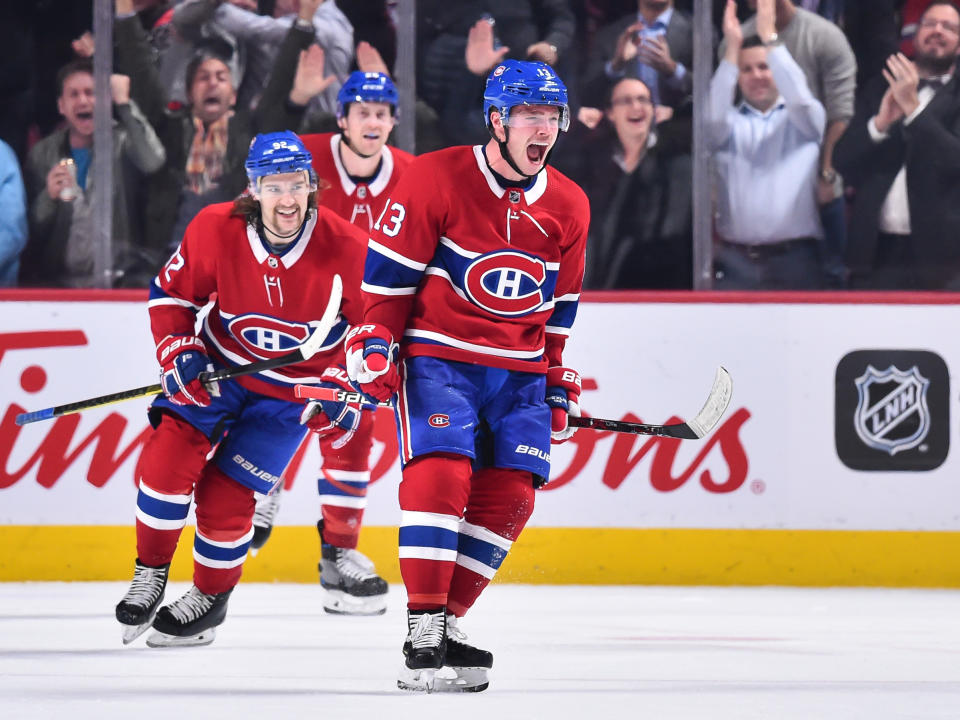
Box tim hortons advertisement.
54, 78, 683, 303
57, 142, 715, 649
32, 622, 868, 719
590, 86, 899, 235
3, 296, 960, 531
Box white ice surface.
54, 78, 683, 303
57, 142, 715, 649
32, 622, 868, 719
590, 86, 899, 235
1, 583, 959, 720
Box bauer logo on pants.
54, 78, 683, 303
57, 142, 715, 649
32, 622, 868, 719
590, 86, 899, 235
835, 350, 949, 471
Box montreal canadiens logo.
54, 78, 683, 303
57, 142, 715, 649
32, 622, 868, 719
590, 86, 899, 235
463, 250, 547, 317
227, 314, 312, 359
429, 414, 450, 428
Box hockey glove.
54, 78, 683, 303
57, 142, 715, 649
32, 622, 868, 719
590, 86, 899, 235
300, 366, 365, 450
157, 334, 216, 407
545, 366, 582, 444
345, 323, 400, 402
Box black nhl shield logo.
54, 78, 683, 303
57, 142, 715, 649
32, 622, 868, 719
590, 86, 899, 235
357, 186, 367, 199
509, 189, 521, 203
835, 350, 949, 471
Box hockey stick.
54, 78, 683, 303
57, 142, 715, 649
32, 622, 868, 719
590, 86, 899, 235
292, 365, 733, 440
569, 367, 733, 439
15, 274, 344, 426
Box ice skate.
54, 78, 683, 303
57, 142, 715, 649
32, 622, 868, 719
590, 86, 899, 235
249, 486, 283, 555
442, 614, 492, 692
115, 559, 169, 645
397, 609, 447, 692
399, 612, 491, 692
145, 585, 232, 648
318, 522, 388, 615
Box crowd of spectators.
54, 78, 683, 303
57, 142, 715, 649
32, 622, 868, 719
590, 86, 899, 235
0, 0, 957, 291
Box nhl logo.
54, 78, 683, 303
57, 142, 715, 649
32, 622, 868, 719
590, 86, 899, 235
509, 189, 521, 203
853, 365, 931, 455
268, 256, 279, 269
357, 186, 367, 199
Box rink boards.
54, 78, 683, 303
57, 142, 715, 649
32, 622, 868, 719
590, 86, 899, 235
2, 290, 960, 586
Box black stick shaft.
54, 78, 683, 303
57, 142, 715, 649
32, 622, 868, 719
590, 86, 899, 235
16, 347, 312, 426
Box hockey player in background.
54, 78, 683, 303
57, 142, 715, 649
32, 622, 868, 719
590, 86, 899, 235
250, 71, 414, 616
347, 60, 589, 692
114, 130, 368, 647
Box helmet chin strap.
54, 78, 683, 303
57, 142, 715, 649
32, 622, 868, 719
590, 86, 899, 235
339, 131, 378, 160
492, 125, 543, 180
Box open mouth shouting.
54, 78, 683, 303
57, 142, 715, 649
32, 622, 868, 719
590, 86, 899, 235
526, 142, 549, 167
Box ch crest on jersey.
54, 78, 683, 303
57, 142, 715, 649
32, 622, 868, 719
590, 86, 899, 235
854, 365, 931, 455
227, 314, 312, 359
463, 249, 547, 316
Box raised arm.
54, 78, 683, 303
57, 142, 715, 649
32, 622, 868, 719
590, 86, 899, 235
767, 46, 826, 142
114, 1, 169, 128
112, 74, 167, 174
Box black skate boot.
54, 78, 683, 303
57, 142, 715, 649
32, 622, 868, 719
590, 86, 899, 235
115, 559, 169, 645
146, 585, 233, 648
443, 614, 492, 692
400, 612, 492, 692
249, 486, 283, 555
318, 521, 388, 615
398, 608, 447, 692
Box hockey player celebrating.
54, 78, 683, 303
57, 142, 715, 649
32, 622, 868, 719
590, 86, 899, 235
114, 130, 368, 647
346, 60, 589, 692
249, 71, 415, 616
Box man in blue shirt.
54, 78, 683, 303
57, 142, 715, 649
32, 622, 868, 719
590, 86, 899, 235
707, 0, 826, 289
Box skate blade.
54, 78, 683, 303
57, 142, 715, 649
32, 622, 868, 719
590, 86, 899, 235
322, 588, 387, 616
145, 627, 217, 648
397, 665, 489, 693
120, 620, 153, 645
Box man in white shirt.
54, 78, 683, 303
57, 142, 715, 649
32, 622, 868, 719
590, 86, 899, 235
707, 0, 826, 289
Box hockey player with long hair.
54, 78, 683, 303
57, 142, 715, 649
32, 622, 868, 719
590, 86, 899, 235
346, 60, 589, 691
114, 130, 368, 647
250, 71, 414, 616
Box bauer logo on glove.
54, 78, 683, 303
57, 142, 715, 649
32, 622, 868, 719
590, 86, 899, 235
545, 366, 581, 443
156, 334, 220, 407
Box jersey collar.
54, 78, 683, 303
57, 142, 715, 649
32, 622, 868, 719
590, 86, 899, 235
472, 144, 547, 205
331, 133, 394, 197
245, 212, 318, 269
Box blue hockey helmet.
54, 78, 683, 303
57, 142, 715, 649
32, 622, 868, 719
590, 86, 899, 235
245, 131, 314, 186
483, 60, 570, 133
337, 71, 399, 118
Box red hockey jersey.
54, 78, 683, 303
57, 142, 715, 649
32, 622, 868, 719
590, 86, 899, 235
361, 145, 590, 373
148, 202, 367, 402
302, 132, 415, 233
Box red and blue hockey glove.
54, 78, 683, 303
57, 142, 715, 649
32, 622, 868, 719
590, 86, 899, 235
545, 366, 582, 443
156, 334, 216, 407
300, 366, 365, 449
344, 323, 400, 402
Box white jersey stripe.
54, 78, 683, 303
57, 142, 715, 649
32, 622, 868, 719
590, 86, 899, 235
368, 239, 428, 271
360, 281, 418, 296
404, 328, 544, 359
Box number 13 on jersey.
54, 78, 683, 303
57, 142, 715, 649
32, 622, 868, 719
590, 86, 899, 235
373, 200, 406, 237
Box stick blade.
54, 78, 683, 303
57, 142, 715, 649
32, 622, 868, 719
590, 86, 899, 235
681, 366, 733, 439
300, 274, 343, 360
